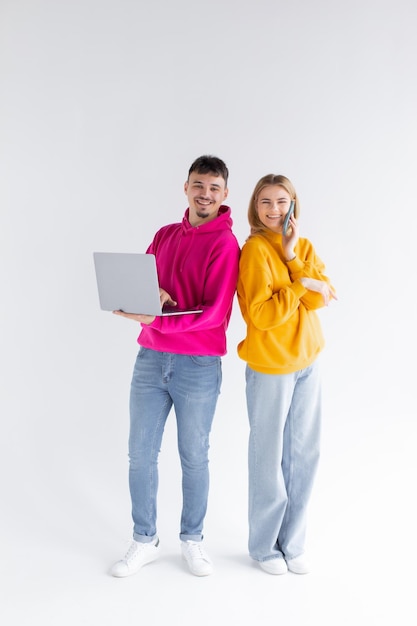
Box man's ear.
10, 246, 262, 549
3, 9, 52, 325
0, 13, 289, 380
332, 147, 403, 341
184, 181, 188, 195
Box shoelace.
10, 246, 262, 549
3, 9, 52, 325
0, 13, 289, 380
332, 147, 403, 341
185, 542, 210, 561
124, 539, 158, 563
123, 541, 140, 562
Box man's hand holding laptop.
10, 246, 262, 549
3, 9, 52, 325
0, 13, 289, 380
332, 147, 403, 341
113, 288, 177, 324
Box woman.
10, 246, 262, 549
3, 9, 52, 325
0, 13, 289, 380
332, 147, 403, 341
237, 174, 337, 575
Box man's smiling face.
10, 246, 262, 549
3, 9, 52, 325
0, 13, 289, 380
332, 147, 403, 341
184, 171, 228, 227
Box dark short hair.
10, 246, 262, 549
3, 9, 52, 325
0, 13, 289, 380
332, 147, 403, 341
188, 155, 229, 186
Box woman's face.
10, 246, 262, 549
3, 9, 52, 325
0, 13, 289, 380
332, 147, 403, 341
256, 185, 292, 233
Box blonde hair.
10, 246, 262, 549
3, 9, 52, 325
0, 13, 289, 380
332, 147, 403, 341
247, 174, 300, 235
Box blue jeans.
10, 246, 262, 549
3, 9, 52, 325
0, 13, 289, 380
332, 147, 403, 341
128, 347, 222, 543
245, 361, 321, 562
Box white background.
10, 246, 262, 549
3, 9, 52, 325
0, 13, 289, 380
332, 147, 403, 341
1, 1, 416, 624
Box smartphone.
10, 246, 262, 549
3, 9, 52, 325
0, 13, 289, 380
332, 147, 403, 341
282, 201, 295, 236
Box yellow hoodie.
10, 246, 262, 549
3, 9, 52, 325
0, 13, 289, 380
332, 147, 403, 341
237, 230, 334, 374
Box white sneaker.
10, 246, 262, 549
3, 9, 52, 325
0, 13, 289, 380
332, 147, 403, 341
286, 554, 311, 574
181, 540, 213, 576
111, 538, 160, 578
259, 558, 288, 575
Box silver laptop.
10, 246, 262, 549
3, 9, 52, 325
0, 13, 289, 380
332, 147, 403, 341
93, 252, 203, 316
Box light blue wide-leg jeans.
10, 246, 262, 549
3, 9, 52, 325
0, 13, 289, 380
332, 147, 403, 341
246, 361, 321, 563
128, 347, 222, 544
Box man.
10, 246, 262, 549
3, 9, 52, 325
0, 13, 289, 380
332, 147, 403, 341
110, 155, 240, 577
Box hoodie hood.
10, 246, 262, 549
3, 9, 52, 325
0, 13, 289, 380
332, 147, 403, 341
181, 205, 234, 234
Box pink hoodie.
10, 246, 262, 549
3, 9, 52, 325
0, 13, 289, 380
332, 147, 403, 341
137, 205, 240, 356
